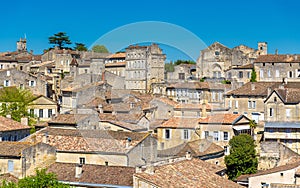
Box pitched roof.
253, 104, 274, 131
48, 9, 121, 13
158, 139, 224, 158
0, 116, 30, 132
158, 117, 199, 129
152, 96, 178, 107
23, 127, 149, 153
198, 114, 243, 124
0, 142, 31, 157
0, 173, 18, 183
174, 103, 212, 111
104, 121, 147, 132
107, 52, 126, 59
274, 88, 300, 103
255, 54, 300, 63
48, 114, 90, 125
47, 163, 134, 186
135, 158, 242, 188
167, 82, 209, 89
61, 81, 107, 92
237, 160, 300, 181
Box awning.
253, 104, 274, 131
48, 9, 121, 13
233, 125, 250, 131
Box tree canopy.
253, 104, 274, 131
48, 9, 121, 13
49, 32, 72, 49
0, 87, 35, 122
1, 169, 70, 188
250, 68, 257, 82
225, 134, 258, 180
91, 45, 109, 53
174, 59, 196, 65
74, 43, 88, 51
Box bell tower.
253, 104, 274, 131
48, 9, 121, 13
258, 42, 267, 55
17, 37, 27, 53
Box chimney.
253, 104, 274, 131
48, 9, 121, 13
126, 137, 131, 148
145, 164, 155, 174
135, 166, 142, 173
98, 104, 103, 113
21, 117, 28, 126
185, 151, 192, 160
6, 114, 11, 119
75, 164, 83, 178
42, 133, 49, 144
251, 83, 255, 91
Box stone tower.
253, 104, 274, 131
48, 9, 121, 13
258, 42, 268, 55
17, 38, 27, 53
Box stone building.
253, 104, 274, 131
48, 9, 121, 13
197, 41, 267, 80
104, 52, 126, 77
166, 63, 196, 82
125, 44, 166, 93
254, 54, 300, 82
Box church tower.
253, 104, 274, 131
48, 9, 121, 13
17, 38, 27, 53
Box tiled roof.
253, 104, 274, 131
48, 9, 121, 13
0, 116, 30, 132
103, 103, 131, 112
0, 142, 31, 157
275, 88, 300, 103
61, 81, 107, 92
99, 113, 117, 121
226, 82, 300, 97
105, 121, 147, 132
23, 127, 149, 153
158, 139, 224, 158
236, 160, 300, 181
152, 96, 178, 107
158, 117, 199, 129
107, 52, 126, 59
47, 163, 134, 186
105, 61, 126, 67
49, 114, 90, 125
0, 173, 18, 183
30, 61, 54, 68
198, 114, 242, 124
255, 54, 300, 63
174, 103, 212, 111
167, 82, 209, 89
135, 158, 242, 188
86, 97, 107, 107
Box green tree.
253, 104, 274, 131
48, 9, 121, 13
49, 32, 72, 49
250, 68, 257, 82
249, 120, 257, 138
1, 169, 69, 188
92, 45, 109, 53
174, 59, 196, 65
74, 43, 87, 51
225, 134, 258, 180
0, 87, 35, 122
165, 61, 175, 72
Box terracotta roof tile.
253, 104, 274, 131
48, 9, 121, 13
107, 52, 126, 59
255, 54, 300, 63
0, 142, 31, 157
198, 114, 242, 124
167, 82, 209, 89
49, 114, 90, 125
159, 117, 199, 129
275, 88, 300, 103
24, 127, 149, 153
174, 103, 212, 111
135, 158, 242, 188
47, 163, 134, 186
0, 116, 30, 131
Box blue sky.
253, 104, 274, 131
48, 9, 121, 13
0, 0, 299, 61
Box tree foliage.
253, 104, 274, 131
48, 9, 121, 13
49, 32, 72, 49
225, 134, 258, 180
165, 61, 175, 72
92, 45, 109, 53
1, 169, 69, 188
250, 68, 257, 82
0, 87, 35, 122
74, 43, 87, 51
174, 59, 196, 65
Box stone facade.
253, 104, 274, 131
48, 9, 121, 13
197, 42, 266, 80
125, 44, 166, 93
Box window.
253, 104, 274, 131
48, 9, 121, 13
274, 97, 277, 102
6, 70, 10, 76
29, 109, 34, 116
235, 100, 239, 109
39, 109, 43, 118
84, 69, 88, 74
238, 71, 243, 78
204, 131, 209, 139
79, 157, 85, 164
178, 73, 185, 80
276, 70, 280, 77
212, 92, 216, 101
183, 129, 190, 140
269, 108, 273, 117
224, 146, 229, 155
260, 70, 264, 78
213, 131, 219, 141
19, 84, 24, 89
252, 101, 256, 109
224, 132, 229, 141
215, 51, 220, 56
7, 160, 14, 172
229, 100, 232, 108
267, 70, 271, 77
286, 109, 291, 118
165, 129, 171, 139
248, 100, 252, 109
29, 80, 36, 87
247, 72, 251, 78
4, 80, 10, 87
289, 71, 293, 78
48, 109, 53, 118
